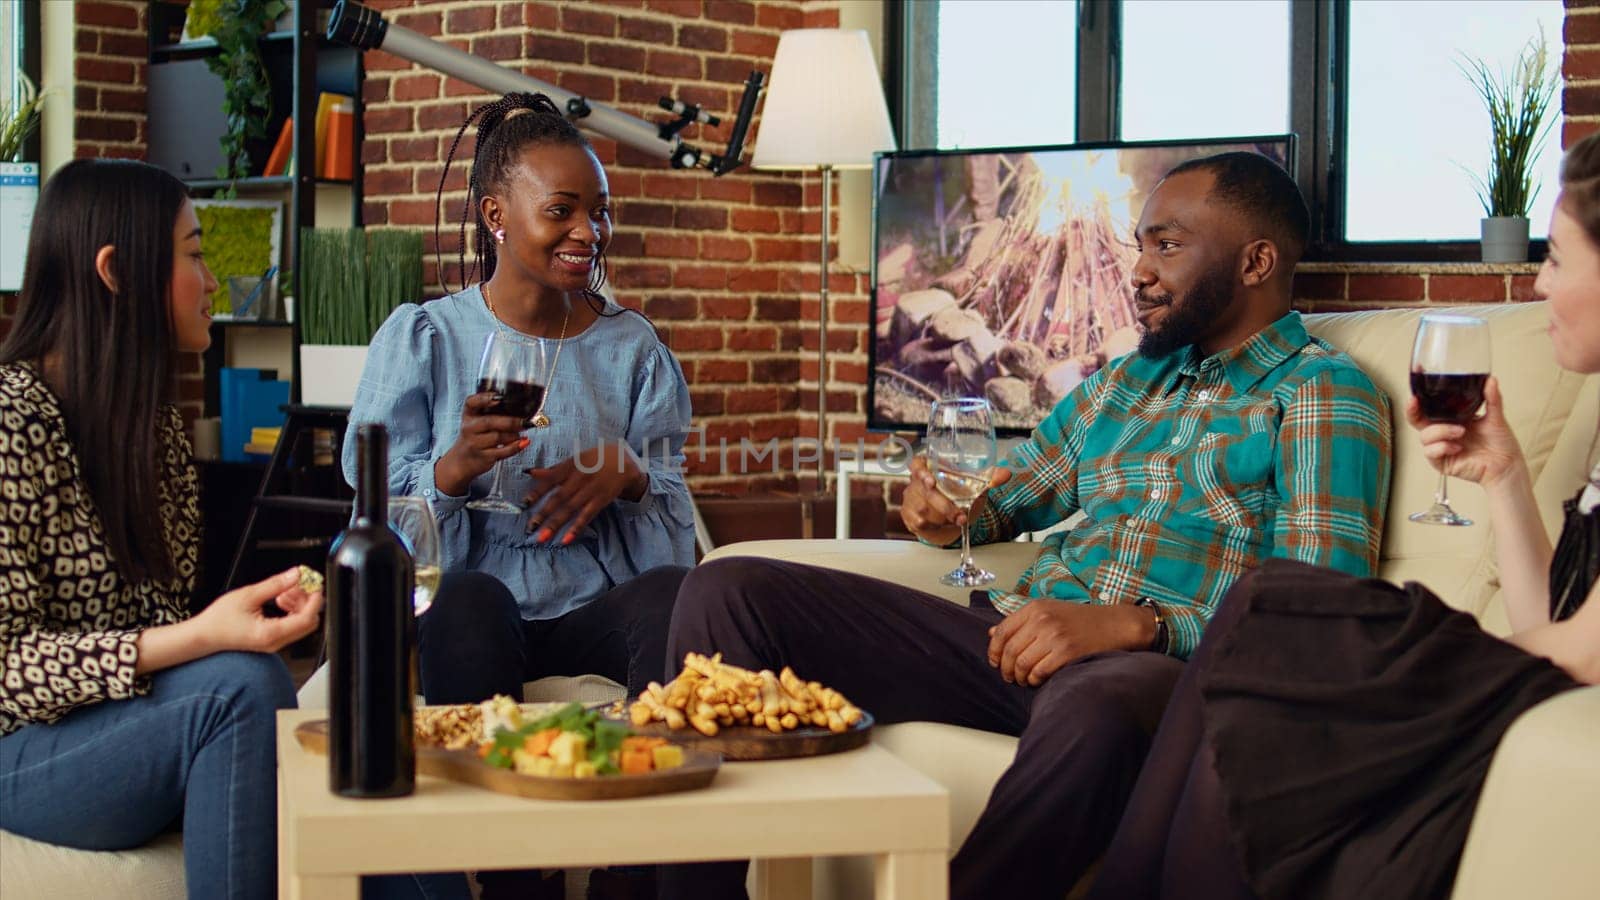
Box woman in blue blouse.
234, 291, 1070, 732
345, 92, 693, 729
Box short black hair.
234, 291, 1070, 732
1166, 151, 1309, 260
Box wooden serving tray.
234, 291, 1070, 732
294, 720, 720, 801
610, 709, 874, 761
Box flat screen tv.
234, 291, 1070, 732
869, 134, 1295, 436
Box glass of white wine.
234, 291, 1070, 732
387, 496, 441, 616
927, 397, 998, 587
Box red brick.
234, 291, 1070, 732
1566, 83, 1600, 117
388, 199, 437, 226
756, 297, 801, 320
499, 3, 525, 28
676, 84, 730, 114
471, 34, 521, 60
445, 6, 497, 34
705, 297, 753, 319
753, 181, 803, 206
608, 231, 645, 257
77, 1, 140, 29
834, 300, 869, 324
698, 359, 748, 382
705, 1, 757, 25
643, 173, 700, 199
76, 57, 135, 84
689, 389, 727, 416
706, 57, 758, 85
732, 30, 778, 57
621, 78, 672, 105
419, 102, 472, 132
1429, 274, 1505, 302
366, 107, 415, 135
527, 34, 586, 64
445, 77, 496, 98
754, 239, 806, 263
614, 262, 672, 288
364, 79, 391, 104
558, 71, 617, 103
391, 136, 441, 162
1510, 274, 1541, 302
1292, 272, 1345, 301
645, 233, 699, 258
678, 24, 728, 52
647, 49, 703, 79
729, 268, 780, 292
620, 201, 675, 227
1568, 48, 1600, 80
590, 41, 648, 72
674, 266, 729, 290
726, 387, 781, 414
752, 358, 801, 382
645, 295, 700, 319
1565, 119, 1600, 150
76, 31, 99, 53
670, 326, 725, 351
756, 3, 802, 30
362, 201, 389, 225
361, 140, 388, 165
647, 0, 703, 16
392, 11, 443, 36
393, 74, 441, 101
833, 360, 868, 384
673, 205, 728, 230
699, 179, 752, 203
726, 326, 776, 351
621, 16, 674, 43
1566, 12, 1600, 45
99, 87, 144, 114
526, 1, 561, 30
703, 236, 752, 262
1345, 274, 1425, 303
802, 6, 840, 27
731, 208, 781, 233
564, 6, 618, 36
76, 117, 137, 142
364, 168, 415, 195
99, 32, 147, 58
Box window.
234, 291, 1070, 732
891, 0, 1567, 260
1119, 0, 1290, 143
1344, 0, 1564, 242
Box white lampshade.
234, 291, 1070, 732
752, 29, 898, 171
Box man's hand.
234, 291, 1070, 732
901, 456, 1012, 545
987, 600, 1154, 686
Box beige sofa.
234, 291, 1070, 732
5, 302, 1597, 899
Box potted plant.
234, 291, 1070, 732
184, 0, 286, 184
1, 73, 44, 293
298, 227, 424, 406
1461, 31, 1558, 263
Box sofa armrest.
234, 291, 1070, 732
702, 539, 1040, 605
1451, 685, 1600, 900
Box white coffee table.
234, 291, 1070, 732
276, 709, 950, 899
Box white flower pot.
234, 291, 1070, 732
1480, 216, 1530, 263
299, 344, 369, 408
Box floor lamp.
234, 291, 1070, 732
753, 29, 898, 498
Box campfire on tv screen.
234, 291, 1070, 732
870, 137, 1292, 434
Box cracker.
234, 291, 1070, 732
295, 564, 324, 594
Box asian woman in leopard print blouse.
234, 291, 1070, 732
0, 159, 323, 900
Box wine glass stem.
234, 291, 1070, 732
486, 460, 507, 502
959, 507, 974, 568
1436, 470, 1451, 507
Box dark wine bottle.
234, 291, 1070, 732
327, 424, 416, 797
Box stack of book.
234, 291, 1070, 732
262, 93, 354, 179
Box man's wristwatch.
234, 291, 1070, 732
1136, 598, 1169, 655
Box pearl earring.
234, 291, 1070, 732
494, 228, 506, 243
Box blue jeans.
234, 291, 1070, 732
0, 651, 296, 900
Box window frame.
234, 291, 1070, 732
886, 0, 1549, 263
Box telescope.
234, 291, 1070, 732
326, 0, 763, 176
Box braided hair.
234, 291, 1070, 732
437, 92, 614, 316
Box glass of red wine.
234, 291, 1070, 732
1409, 313, 1491, 526
466, 331, 546, 514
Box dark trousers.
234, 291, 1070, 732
417, 566, 688, 704
658, 558, 1183, 900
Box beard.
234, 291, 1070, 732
1136, 262, 1238, 359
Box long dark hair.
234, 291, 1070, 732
0, 159, 188, 583
437, 92, 616, 317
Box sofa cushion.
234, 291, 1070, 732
0, 830, 184, 900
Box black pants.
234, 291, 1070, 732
417, 566, 688, 705
658, 558, 1183, 900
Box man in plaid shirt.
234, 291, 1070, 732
663, 152, 1392, 900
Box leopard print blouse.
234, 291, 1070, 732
0, 362, 198, 737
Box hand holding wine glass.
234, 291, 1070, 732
1408, 314, 1492, 526
464, 331, 547, 514
927, 397, 1000, 587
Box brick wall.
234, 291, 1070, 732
360, 0, 849, 495
73, 1, 149, 161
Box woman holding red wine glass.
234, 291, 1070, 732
1087, 132, 1600, 900
346, 93, 694, 899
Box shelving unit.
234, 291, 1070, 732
147, 0, 365, 408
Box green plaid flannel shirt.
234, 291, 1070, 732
969, 312, 1392, 659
